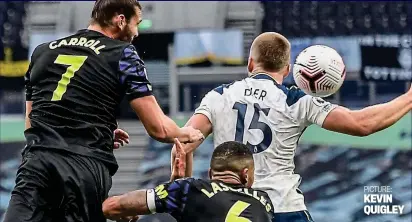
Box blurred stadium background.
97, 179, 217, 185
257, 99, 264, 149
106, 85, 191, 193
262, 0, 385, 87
0, 1, 411, 222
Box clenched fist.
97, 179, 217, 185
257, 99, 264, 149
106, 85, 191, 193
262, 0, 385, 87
178, 126, 205, 143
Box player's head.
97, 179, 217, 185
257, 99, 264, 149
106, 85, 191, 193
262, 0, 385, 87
209, 141, 255, 188
90, 0, 142, 42
248, 32, 291, 78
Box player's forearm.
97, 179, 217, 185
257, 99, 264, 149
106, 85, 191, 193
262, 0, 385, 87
147, 115, 179, 143
156, 115, 200, 143
185, 152, 193, 177
171, 146, 193, 178
351, 93, 412, 135
103, 191, 149, 219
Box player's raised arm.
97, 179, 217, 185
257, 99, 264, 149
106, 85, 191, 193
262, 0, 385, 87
301, 86, 412, 137
322, 86, 412, 136
170, 139, 187, 181
103, 178, 193, 221
171, 91, 215, 177
119, 45, 203, 143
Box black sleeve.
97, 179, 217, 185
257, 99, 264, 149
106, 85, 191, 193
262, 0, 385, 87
118, 45, 153, 101
25, 61, 33, 101
146, 178, 194, 218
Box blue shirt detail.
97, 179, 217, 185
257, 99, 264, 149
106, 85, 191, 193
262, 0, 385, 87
154, 178, 195, 219
118, 45, 152, 101
213, 82, 236, 95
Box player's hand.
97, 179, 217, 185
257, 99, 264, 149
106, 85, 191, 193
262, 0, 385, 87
170, 138, 186, 181
179, 126, 205, 143
114, 128, 130, 149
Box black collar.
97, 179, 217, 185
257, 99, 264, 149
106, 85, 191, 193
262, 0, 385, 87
250, 73, 281, 85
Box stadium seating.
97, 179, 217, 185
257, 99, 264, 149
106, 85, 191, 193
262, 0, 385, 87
0, 2, 26, 49
262, 1, 412, 37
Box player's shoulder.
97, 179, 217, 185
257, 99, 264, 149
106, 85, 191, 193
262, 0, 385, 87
282, 85, 310, 106
31, 41, 51, 57
248, 74, 309, 106
184, 178, 217, 189
170, 177, 197, 187
212, 80, 242, 95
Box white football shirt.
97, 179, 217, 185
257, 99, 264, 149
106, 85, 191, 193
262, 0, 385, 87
194, 73, 337, 213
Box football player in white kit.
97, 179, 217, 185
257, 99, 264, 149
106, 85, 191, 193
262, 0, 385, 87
173, 32, 412, 221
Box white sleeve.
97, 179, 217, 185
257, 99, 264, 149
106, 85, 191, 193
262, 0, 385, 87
146, 189, 156, 214
194, 90, 220, 122
299, 96, 337, 126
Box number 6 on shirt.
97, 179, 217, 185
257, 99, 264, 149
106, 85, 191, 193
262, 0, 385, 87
51, 55, 88, 101
225, 200, 252, 222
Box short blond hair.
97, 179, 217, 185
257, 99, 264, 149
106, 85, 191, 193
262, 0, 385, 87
250, 32, 291, 72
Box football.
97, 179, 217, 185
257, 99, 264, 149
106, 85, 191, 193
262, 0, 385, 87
293, 45, 346, 97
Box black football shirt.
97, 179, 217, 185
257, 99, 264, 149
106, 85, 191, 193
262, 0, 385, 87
147, 178, 274, 222
24, 29, 152, 175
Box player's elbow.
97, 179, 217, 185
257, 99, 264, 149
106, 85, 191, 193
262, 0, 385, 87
348, 111, 374, 137
354, 126, 373, 137
147, 126, 170, 142
351, 122, 374, 137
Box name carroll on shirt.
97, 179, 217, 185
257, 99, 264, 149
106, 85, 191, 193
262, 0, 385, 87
49, 37, 106, 55
201, 182, 272, 212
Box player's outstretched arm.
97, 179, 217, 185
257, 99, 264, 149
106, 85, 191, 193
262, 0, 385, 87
323, 87, 412, 136
119, 45, 203, 143
130, 97, 204, 143
103, 179, 191, 221
170, 138, 187, 181
103, 190, 147, 221
171, 113, 213, 177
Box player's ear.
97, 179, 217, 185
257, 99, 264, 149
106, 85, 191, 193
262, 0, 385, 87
283, 64, 291, 79
116, 14, 126, 30
247, 57, 254, 74
239, 168, 248, 186
208, 169, 212, 180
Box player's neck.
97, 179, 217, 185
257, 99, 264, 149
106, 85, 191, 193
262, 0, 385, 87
87, 24, 116, 39
250, 69, 283, 84
211, 173, 243, 186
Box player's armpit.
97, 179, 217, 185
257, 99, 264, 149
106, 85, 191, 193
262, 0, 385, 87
323, 92, 412, 136
103, 190, 149, 220
25, 101, 32, 130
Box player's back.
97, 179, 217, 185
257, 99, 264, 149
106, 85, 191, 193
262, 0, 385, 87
153, 178, 273, 222
25, 29, 151, 175
195, 73, 336, 212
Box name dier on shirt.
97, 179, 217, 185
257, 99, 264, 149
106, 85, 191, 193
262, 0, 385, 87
245, 87, 267, 101
49, 37, 106, 55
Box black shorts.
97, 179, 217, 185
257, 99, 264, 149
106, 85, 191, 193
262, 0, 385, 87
3, 149, 112, 222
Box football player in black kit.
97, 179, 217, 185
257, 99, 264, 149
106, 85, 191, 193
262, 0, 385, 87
103, 141, 274, 222
3, 1, 204, 222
